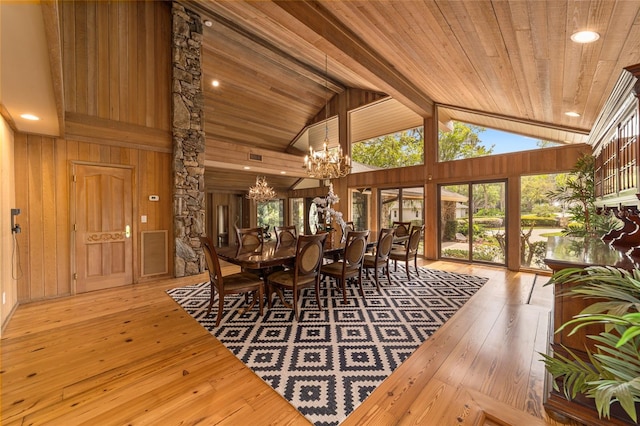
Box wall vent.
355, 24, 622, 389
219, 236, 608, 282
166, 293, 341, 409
249, 153, 263, 161
141, 230, 168, 276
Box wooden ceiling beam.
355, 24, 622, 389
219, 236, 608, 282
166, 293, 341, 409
191, 1, 345, 94
272, 0, 434, 118
438, 103, 590, 136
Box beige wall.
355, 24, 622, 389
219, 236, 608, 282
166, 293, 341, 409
1, 117, 17, 333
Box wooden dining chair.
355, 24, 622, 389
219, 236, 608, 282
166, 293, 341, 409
232, 226, 266, 277
266, 233, 327, 320
261, 224, 272, 240
392, 221, 411, 247
321, 230, 369, 303
389, 225, 424, 280
199, 236, 264, 327
274, 225, 297, 245
363, 228, 395, 292
340, 221, 355, 243
235, 226, 263, 246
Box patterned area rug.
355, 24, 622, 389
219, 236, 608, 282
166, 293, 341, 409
167, 266, 488, 425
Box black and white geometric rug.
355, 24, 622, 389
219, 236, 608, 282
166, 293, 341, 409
167, 266, 488, 426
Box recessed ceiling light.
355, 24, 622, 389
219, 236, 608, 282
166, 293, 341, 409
243, 166, 251, 170
204, 20, 213, 27
20, 113, 40, 121
565, 111, 581, 117
570, 30, 600, 44
212, 80, 220, 87
280, 171, 286, 174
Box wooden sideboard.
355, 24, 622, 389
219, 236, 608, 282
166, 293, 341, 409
544, 62, 640, 425
543, 236, 638, 425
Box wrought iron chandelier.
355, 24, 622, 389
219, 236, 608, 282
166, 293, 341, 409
246, 176, 276, 203
303, 55, 351, 180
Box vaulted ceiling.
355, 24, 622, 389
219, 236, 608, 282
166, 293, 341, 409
192, 0, 640, 165
3, 1, 640, 193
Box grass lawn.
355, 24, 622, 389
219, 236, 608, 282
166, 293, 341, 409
539, 231, 564, 237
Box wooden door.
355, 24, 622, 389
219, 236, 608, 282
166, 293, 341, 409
74, 164, 133, 293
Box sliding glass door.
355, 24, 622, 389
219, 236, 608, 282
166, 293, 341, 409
439, 181, 506, 265
379, 186, 424, 253
351, 189, 370, 231
289, 197, 305, 235
257, 199, 284, 238
380, 188, 400, 228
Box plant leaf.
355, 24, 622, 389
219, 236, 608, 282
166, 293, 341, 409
617, 326, 640, 348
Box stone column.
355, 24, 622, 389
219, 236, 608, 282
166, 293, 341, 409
171, 3, 205, 277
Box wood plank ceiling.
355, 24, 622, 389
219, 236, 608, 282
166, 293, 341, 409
190, 0, 640, 192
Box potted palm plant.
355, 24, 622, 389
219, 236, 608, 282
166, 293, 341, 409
546, 153, 619, 237
541, 265, 640, 422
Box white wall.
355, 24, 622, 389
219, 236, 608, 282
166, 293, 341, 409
1, 116, 18, 334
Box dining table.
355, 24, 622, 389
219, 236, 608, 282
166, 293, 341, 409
215, 233, 376, 270
216, 233, 378, 313
216, 240, 344, 269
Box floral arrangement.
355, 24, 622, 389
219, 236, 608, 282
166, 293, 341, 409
313, 183, 345, 231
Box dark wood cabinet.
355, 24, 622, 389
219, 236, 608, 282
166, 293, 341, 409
542, 63, 640, 426
543, 237, 638, 425
592, 64, 640, 250
593, 64, 640, 209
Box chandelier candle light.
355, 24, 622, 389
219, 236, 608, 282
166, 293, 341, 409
303, 55, 351, 180
304, 143, 351, 179
247, 176, 276, 203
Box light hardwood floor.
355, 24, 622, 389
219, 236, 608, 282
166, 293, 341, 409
1, 260, 581, 425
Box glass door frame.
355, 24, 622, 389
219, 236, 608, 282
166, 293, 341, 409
438, 179, 508, 266
378, 186, 425, 254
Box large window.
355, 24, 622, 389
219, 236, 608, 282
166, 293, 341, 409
439, 182, 506, 266
351, 127, 424, 171
520, 174, 567, 271
257, 199, 284, 237
438, 121, 561, 162
349, 98, 424, 172
290, 117, 339, 155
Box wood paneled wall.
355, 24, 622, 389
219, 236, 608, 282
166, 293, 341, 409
13, 134, 173, 302
6, 0, 176, 303
60, 0, 172, 150
282, 85, 594, 271
344, 143, 592, 270
60, 0, 171, 127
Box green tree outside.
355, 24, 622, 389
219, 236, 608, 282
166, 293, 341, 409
352, 122, 498, 168
438, 122, 493, 161
351, 128, 424, 168
521, 174, 560, 213
257, 200, 284, 236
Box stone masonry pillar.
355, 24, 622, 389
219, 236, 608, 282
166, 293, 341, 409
171, 3, 205, 277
